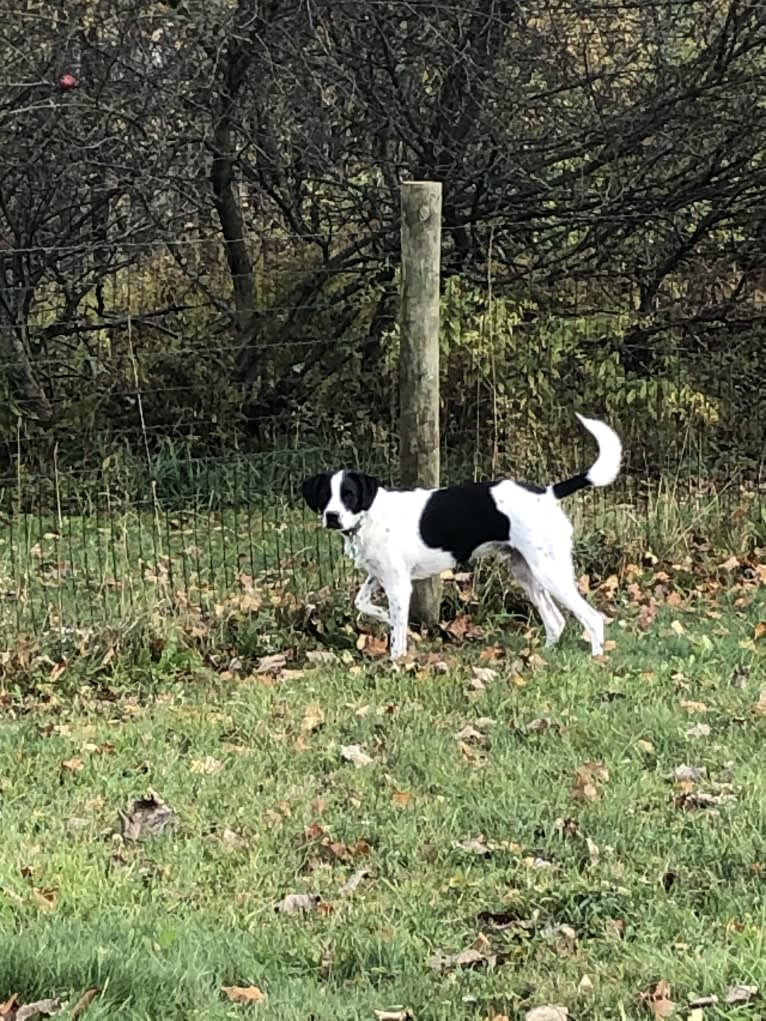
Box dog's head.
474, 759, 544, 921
301, 470, 379, 532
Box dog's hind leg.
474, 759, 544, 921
526, 552, 605, 655
509, 551, 565, 647
355, 575, 389, 624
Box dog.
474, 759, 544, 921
302, 414, 621, 660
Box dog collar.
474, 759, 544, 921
342, 520, 363, 538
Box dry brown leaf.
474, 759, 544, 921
274, 892, 321, 914
686, 723, 711, 739
69, 989, 100, 1019
0, 995, 19, 1017
391, 790, 413, 807
358, 634, 389, 659
14, 999, 61, 1021
61, 757, 84, 773
636, 601, 657, 630
753, 690, 766, 716
373, 1010, 414, 1021
724, 984, 758, 1004
301, 703, 325, 733
679, 700, 708, 714
119, 792, 177, 841
427, 947, 491, 972
338, 867, 370, 897
221, 985, 266, 1005
640, 979, 675, 1018
305, 649, 338, 665
670, 764, 707, 782
340, 744, 373, 767
454, 724, 486, 744
32, 887, 58, 911
255, 652, 288, 674
525, 1007, 569, 1021
571, 761, 609, 802
190, 755, 224, 775
687, 995, 718, 1009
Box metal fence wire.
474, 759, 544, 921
0, 232, 763, 635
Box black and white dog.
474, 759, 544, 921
302, 415, 621, 660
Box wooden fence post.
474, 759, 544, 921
399, 180, 442, 627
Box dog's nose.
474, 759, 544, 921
325, 511, 341, 529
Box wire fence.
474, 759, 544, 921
1, 234, 764, 636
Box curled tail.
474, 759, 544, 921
551, 415, 622, 500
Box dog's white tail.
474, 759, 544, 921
551, 415, 622, 499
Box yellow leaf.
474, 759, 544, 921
222, 985, 266, 1004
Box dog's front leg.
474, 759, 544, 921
385, 576, 412, 660
354, 575, 389, 624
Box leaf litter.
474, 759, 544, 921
119, 792, 177, 841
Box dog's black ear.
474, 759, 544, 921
347, 472, 379, 512
302, 473, 331, 513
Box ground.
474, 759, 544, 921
1, 552, 765, 1020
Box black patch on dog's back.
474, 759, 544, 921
419, 482, 510, 565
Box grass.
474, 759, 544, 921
1, 554, 766, 1019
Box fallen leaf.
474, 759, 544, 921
32, 887, 58, 911
190, 755, 224, 775
453, 836, 493, 857
578, 974, 594, 994
571, 762, 609, 802
340, 744, 373, 767
686, 723, 711, 739
640, 979, 675, 1018
274, 892, 321, 914
0, 995, 18, 1017
724, 984, 758, 1004
670, 764, 707, 782
524, 1008, 569, 1021
687, 995, 718, 1008
358, 634, 389, 658
753, 691, 766, 716
636, 739, 655, 754
427, 947, 491, 973
70, 988, 100, 1019
301, 703, 325, 733
373, 1010, 414, 1021
670, 620, 685, 636
754, 622, 766, 641
221, 985, 266, 1004
454, 725, 486, 744
61, 757, 84, 773
472, 666, 498, 684
391, 790, 413, 807
220, 828, 248, 852
15, 999, 61, 1021
255, 652, 288, 674
338, 867, 370, 897
720, 555, 740, 571
686, 1011, 703, 1021
119, 792, 177, 841
305, 649, 338, 665
680, 700, 708, 714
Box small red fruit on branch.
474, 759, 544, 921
59, 73, 79, 92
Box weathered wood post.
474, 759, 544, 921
399, 180, 442, 627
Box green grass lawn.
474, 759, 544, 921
1, 560, 765, 1019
